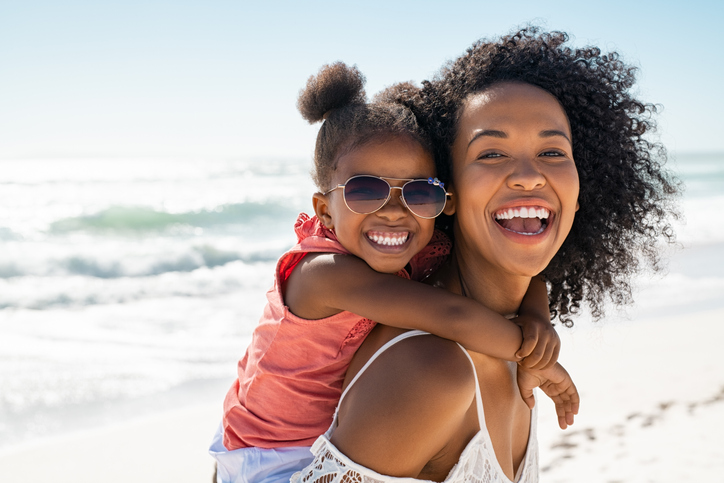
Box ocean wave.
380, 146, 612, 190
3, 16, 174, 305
63, 244, 281, 278
0, 243, 285, 280
677, 194, 724, 245
0, 227, 21, 241
0, 260, 275, 310
50, 202, 297, 233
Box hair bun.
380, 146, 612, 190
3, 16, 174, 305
297, 62, 367, 123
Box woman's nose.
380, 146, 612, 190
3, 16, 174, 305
507, 158, 546, 191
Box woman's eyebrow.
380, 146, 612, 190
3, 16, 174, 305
467, 129, 507, 147
540, 129, 572, 143
467, 128, 571, 148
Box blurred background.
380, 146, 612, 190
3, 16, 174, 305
1, 1, 722, 481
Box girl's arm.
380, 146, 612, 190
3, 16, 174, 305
285, 253, 529, 361
515, 275, 561, 369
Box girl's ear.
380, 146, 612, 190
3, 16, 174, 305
312, 192, 335, 229
443, 186, 456, 216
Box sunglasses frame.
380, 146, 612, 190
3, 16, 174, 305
324, 175, 452, 219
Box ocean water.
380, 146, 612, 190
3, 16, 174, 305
0, 153, 722, 449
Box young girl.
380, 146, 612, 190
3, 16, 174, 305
209, 62, 572, 483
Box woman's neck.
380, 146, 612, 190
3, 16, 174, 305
442, 244, 532, 317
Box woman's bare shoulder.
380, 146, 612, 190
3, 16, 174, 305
331, 332, 477, 477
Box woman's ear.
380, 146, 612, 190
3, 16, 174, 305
443, 186, 456, 216
312, 192, 335, 229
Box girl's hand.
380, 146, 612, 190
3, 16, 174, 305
516, 362, 579, 430
514, 314, 560, 369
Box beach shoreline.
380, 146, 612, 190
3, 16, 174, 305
1, 306, 722, 482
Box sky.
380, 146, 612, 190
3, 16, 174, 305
0, 0, 722, 160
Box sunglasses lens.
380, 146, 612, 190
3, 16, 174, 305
343, 176, 390, 214
402, 181, 447, 218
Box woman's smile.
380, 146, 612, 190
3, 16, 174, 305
494, 202, 552, 234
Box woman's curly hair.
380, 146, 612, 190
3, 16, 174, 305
415, 27, 681, 325
298, 62, 432, 190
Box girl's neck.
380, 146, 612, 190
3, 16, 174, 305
442, 245, 532, 317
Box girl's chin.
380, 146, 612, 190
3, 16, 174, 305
366, 261, 409, 274
361, 247, 413, 274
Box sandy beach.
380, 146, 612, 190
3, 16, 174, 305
0, 402, 220, 482
536, 306, 724, 481
1, 305, 722, 482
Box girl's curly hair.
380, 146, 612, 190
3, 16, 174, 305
298, 62, 432, 190
415, 27, 681, 325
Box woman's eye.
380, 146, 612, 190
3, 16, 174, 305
476, 152, 504, 160
540, 150, 565, 157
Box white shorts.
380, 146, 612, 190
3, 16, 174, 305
209, 423, 313, 483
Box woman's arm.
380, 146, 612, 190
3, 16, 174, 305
285, 252, 527, 361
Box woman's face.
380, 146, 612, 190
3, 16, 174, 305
447, 82, 579, 278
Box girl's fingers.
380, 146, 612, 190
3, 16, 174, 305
541, 344, 561, 370
521, 391, 536, 410
516, 332, 538, 360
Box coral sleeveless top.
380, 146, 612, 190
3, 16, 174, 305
222, 214, 450, 450
292, 330, 540, 483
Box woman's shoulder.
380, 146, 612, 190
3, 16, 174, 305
346, 326, 476, 398
331, 329, 478, 476
383, 332, 476, 389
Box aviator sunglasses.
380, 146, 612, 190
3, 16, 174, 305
324, 175, 451, 219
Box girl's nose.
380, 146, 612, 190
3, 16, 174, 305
375, 188, 408, 220
507, 157, 546, 191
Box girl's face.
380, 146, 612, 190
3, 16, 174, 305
314, 136, 437, 274
447, 82, 580, 278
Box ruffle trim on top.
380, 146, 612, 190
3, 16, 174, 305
294, 212, 338, 244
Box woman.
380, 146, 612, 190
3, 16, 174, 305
292, 28, 678, 482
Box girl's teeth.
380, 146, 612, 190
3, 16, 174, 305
368, 233, 409, 246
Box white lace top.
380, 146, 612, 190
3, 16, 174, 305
291, 330, 539, 483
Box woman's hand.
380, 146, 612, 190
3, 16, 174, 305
516, 362, 579, 429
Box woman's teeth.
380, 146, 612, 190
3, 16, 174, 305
367, 232, 409, 246
494, 207, 549, 235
